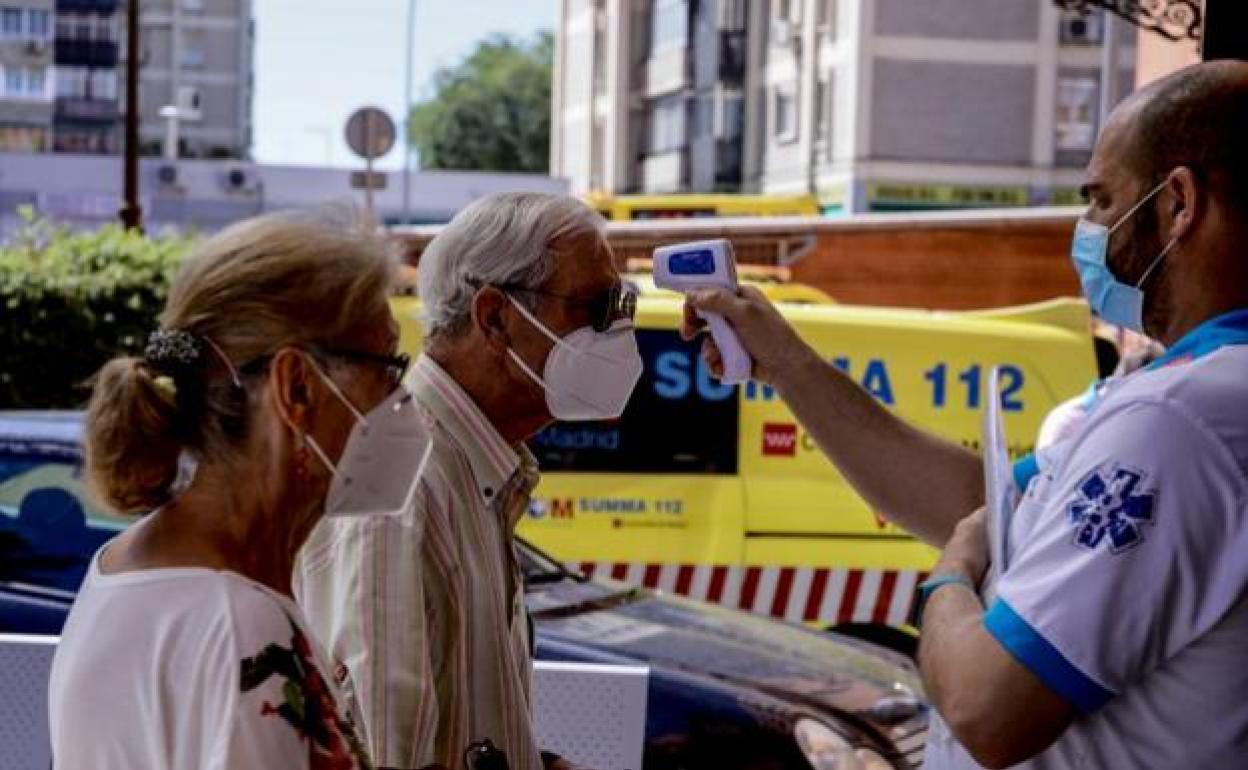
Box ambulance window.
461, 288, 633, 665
529, 329, 739, 474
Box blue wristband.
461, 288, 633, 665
910, 574, 977, 629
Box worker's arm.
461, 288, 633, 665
684, 287, 982, 546
918, 509, 1073, 769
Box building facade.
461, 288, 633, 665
0, 0, 56, 152
2, 0, 251, 158
552, 0, 1137, 213
53, 0, 121, 153
130, 0, 253, 159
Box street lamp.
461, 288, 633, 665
119, 0, 142, 231
158, 105, 182, 160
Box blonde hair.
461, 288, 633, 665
85, 210, 397, 514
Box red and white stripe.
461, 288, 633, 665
572, 562, 928, 628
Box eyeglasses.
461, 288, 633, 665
315, 346, 412, 387
501, 282, 638, 333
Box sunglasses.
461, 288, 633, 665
501, 282, 638, 333
315, 346, 412, 387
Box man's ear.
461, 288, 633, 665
1165, 166, 1201, 243
471, 286, 513, 354
268, 348, 315, 435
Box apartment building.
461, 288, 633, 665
0, 1, 55, 152
552, 0, 1136, 213
54, 0, 121, 153
130, 0, 253, 158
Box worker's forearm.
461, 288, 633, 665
770, 348, 983, 547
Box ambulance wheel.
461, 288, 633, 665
828, 623, 918, 660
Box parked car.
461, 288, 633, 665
0, 411, 929, 770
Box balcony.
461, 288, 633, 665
718, 30, 746, 85
55, 39, 119, 67
55, 97, 119, 122
56, 0, 120, 13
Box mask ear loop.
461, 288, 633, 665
202, 335, 243, 388
1134, 237, 1178, 290
1108, 178, 1171, 235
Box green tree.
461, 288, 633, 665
410, 31, 553, 173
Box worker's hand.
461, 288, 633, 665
933, 507, 990, 587
680, 285, 810, 384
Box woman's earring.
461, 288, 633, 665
293, 437, 310, 480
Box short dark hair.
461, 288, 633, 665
1127, 62, 1248, 218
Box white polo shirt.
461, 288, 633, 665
925, 309, 1248, 770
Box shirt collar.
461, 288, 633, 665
1147, 307, 1248, 371
408, 354, 525, 504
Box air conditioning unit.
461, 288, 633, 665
25, 40, 48, 56
1061, 12, 1102, 45
156, 163, 180, 187
175, 85, 203, 122
221, 166, 260, 194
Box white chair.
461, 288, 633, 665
0, 634, 57, 770
531, 661, 649, 770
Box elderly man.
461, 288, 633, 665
297, 193, 642, 770
682, 62, 1248, 769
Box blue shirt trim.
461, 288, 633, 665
984, 599, 1114, 714
1012, 454, 1040, 493
1147, 307, 1248, 371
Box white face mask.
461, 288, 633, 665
505, 295, 644, 421
302, 360, 433, 518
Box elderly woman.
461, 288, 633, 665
49, 212, 417, 770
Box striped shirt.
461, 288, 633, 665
295, 355, 542, 770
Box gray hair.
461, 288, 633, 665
417, 192, 607, 338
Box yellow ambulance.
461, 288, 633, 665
392, 280, 1097, 645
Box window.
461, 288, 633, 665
1055, 76, 1098, 152
27, 9, 49, 39
817, 0, 836, 36
55, 13, 72, 40
4, 67, 22, 96
4, 66, 49, 99
181, 47, 206, 69
774, 84, 798, 142
714, 89, 744, 140
650, 0, 688, 53
815, 78, 830, 140
775, 0, 802, 22
648, 94, 687, 154
529, 329, 739, 474
26, 67, 44, 96
0, 446, 126, 592
1, 8, 22, 38
57, 66, 86, 98
93, 14, 117, 43
74, 16, 91, 40
90, 69, 116, 100
0, 123, 48, 151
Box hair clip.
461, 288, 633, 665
151, 375, 178, 403
144, 329, 203, 368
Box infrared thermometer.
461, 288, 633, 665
652, 239, 753, 384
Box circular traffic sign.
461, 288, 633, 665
345, 106, 397, 160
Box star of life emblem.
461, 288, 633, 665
1066, 465, 1156, 554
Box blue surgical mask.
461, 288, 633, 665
1070, 179, 1177, 332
